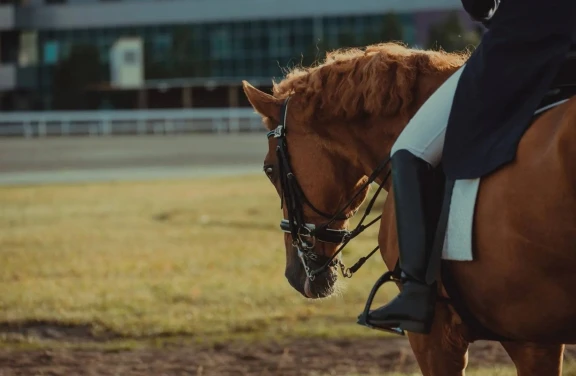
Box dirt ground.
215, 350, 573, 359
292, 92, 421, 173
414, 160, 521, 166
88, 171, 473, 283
0, 135, 265, 185
3, 337, 575, 376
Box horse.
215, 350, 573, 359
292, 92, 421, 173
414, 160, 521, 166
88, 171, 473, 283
242, 42, 576, 376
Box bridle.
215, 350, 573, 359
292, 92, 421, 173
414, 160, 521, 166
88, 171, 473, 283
266, 97, 391, 281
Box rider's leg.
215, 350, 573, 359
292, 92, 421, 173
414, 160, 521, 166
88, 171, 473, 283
364, 65, 466, 334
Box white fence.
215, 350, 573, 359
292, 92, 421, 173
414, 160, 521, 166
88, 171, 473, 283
0, 108, 264, 137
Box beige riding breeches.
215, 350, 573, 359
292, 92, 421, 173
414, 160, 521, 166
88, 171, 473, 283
390, 65, 466, 167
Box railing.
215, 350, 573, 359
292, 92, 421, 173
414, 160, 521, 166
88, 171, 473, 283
0, 108, 264, 137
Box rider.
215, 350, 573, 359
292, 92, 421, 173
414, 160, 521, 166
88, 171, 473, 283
363, 0, 576, 334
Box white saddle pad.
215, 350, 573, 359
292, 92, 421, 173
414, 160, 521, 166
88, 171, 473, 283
441, 178, 480, 261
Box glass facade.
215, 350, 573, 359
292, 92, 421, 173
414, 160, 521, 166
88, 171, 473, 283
35, 12, 417, 90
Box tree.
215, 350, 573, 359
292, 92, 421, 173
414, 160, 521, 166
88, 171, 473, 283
337, 27, 357, 49
426, 11, 481, 53
360, 12, 404, 47
299, 12, 405, 68
379, 12, 404, 43
172, 26, 199, 77
299, 41, 325, 68
145, 26, 205, 80
51, 44, 103, 109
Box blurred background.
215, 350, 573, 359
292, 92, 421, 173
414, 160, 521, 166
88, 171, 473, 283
0, 0, 482, 114
0, 0, 485, 183
0, 2, 524, 376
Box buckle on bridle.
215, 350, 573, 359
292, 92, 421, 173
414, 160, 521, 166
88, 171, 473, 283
297, 225, 316, 250
273, 125, 285, 138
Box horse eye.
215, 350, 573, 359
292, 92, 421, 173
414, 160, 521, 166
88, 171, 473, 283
264, 166, 274, 180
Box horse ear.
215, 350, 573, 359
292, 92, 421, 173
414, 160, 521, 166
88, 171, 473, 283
242, 81, 282, 130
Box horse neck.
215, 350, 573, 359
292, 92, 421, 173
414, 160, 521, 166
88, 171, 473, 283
347, 67, 458, 186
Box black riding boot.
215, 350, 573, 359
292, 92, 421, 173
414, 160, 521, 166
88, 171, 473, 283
364, 149, 437, 334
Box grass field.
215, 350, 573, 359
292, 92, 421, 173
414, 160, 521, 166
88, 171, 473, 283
0, 174, 392, 344
2, 174, 574, 375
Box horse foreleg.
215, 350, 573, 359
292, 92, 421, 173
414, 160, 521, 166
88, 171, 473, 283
407, 304, 470, 376
500, 341, 564, 376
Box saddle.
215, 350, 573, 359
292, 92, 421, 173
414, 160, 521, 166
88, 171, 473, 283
537, 49, 576, 112
438, 49, 576, 342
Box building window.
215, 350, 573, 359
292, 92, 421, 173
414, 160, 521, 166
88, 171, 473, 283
151, 33, 172, 62
401, 18, 416, 46
210, 28, 232, 59
97, 41, 110, 63
43, 40, 59, 65
268, 26, 291, 57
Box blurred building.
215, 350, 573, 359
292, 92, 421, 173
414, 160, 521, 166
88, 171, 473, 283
0, 0, 478, 111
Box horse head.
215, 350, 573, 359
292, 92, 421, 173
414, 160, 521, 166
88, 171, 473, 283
242, 81, 373, 298
242, 43, 464, 299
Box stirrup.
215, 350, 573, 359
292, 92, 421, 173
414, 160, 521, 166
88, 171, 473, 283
356, 271, 405, 336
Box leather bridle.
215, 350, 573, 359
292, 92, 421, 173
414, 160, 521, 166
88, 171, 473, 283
266, 97, 391, 281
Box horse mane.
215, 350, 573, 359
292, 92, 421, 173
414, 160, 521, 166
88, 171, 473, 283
272, 42, 470, 122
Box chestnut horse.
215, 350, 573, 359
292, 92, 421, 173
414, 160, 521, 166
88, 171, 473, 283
242, 43, 576, 375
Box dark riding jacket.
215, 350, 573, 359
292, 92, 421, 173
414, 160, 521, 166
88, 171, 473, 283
442, 0, 576, 180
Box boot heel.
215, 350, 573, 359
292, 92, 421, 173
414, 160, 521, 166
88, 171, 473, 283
400, 320, 432, 334
356, 318, 405, 336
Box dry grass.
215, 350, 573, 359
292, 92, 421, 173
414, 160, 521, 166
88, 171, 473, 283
0, 174, 394, 343
2, 174, 574, 376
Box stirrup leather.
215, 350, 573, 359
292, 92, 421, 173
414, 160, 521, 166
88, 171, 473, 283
356, 270, 405, 336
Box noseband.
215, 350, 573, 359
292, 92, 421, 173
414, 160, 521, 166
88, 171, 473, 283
266, 97, 391, 281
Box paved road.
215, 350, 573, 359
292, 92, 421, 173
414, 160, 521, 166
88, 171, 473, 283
0, 134, 268, 185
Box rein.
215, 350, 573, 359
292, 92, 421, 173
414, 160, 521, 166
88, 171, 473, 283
267, 97, 391, 281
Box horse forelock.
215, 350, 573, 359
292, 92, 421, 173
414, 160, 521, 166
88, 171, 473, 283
272, 42, 469, 124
